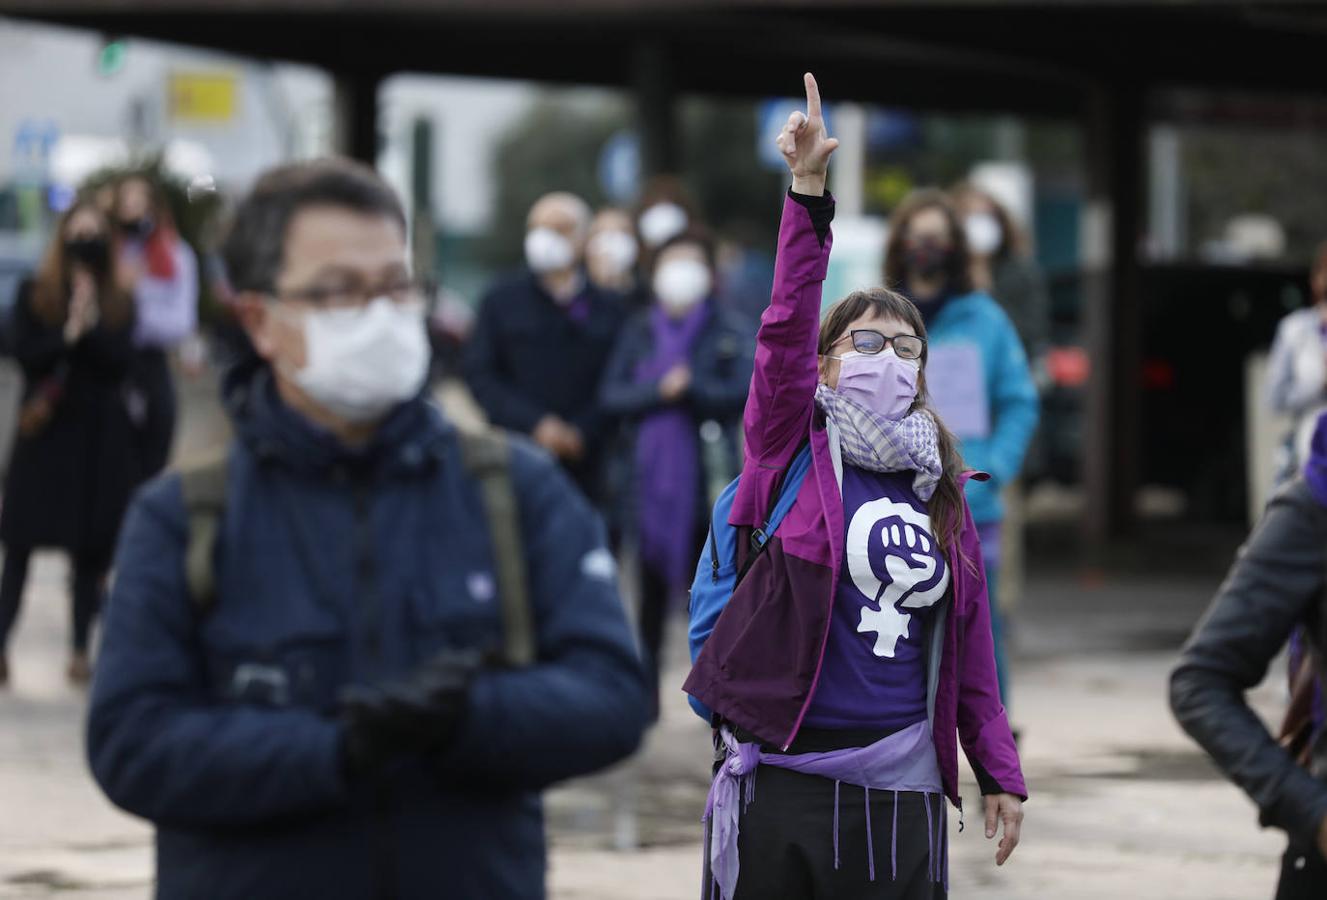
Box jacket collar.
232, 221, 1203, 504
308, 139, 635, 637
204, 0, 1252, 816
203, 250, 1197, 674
223, 360, 450, 480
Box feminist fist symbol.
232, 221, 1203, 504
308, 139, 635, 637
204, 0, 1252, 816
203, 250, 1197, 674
846, 497, 950, 658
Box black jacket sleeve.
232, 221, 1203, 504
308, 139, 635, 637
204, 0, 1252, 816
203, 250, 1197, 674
598, 314, 665, 419
1169, 478, 1327, 847
462, 287, 548, 435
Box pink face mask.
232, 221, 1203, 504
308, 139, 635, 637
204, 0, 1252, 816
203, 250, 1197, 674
829, 349, 920, 421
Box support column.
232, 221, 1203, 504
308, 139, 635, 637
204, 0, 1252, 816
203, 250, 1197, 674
1081, 83, 1145, 544
333, 70, 383, 165
632, 39, 678, 176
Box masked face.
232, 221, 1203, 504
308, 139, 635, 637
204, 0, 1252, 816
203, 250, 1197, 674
827, 348, 920, 421
280, 297, 430, 424
524, 227, 575, 274
653, 258, 712, 315
64, 236, 110, 273
964, 212, 1002, 257
901, 236, 953, 280
638, 202, 689, 248
587, 229, 638, 278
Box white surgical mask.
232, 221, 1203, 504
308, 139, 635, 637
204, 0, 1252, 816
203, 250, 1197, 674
638, 202, 688, 248
524, 227, 575, 274
653, 259, 712, 313
587, 230, 639, 275
286, 297, 430, 424
964, 212, 1003, 257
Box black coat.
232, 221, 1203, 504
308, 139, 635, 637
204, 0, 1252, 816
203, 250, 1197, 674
1170, 478, 1327, 850
462, 271, 624, 499
597, 301, 755, 537
0, 280, 137, 560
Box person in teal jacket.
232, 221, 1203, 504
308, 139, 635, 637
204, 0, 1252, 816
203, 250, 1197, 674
883, 189, 1039, 708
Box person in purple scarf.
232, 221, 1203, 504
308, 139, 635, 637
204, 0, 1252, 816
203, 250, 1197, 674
599, 227, 754, 721
685, 74, 1026, 900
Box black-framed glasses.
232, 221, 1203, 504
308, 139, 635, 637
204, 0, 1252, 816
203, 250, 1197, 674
272, 276, 428, 310
841, 329, 925, 360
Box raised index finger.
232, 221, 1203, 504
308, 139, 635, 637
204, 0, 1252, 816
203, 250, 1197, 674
804, 72, 822, 120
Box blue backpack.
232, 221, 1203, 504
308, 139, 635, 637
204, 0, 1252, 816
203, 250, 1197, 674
686, 444, 814, 721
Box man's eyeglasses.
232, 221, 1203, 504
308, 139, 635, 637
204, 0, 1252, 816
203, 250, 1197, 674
272, 276, 428, 310
835, 329, 925, 360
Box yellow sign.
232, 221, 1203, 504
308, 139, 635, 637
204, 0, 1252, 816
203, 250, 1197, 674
169, 72, 237, 122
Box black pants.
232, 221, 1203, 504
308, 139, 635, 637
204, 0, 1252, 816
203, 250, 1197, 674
0, 544, 106, 654
723, 766, 947, 900
638, 524, 708, 722
1276, 838, 1327, 899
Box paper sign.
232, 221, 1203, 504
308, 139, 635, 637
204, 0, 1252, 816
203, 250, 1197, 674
925, 342, 990, 439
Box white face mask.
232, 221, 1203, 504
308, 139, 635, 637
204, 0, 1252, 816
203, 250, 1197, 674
638, 202, 688, 248
964, 212, 1003, 257
285, 297, 430, 425
524, 227, 575, 274
653, 259, 712, 313
587, 229, 639, 275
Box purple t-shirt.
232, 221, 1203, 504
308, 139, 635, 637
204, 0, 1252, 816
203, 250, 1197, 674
803, 465, 951, 731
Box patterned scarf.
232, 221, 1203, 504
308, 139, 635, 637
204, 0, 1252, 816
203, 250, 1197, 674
814, 384, 943, 500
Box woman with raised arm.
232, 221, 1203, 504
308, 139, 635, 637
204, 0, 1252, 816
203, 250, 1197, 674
684, 74, 1026, 900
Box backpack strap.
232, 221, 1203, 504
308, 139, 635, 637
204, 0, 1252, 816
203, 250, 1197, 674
178, 453, 229, 615
458, 428, 535, 668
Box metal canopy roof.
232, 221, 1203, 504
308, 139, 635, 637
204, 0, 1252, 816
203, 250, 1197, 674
4, 2, 1326, 116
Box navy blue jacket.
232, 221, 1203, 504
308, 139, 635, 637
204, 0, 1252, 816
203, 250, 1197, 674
463, 270, 624, 500
87, 365, 647, 899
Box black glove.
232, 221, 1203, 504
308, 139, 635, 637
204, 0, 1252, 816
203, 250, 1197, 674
339, 647, 484, 777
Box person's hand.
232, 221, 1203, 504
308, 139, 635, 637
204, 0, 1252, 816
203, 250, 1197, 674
339, 647, 483, 777
533, 415, 573, 455
776, 72, 839, 197
560, 424, 586, 462
659, 363, 692, 403
984, 792, 1023, 866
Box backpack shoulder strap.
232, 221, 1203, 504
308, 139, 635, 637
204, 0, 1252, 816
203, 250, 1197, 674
178, 452, 229, 615
458, 428, 535, 668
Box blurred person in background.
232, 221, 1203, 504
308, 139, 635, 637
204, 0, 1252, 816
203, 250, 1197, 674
883, 189, 1038, 713
598, 226, 753, 721
950, 183, 1050, 361
635, 175, 698, 289
585, 207, 640, 298
113, 173, 199, 481
0, 201, 137, 686
86, 159, 646, 899
1171, 408, 1327, 900
1266, 240, 1327, 482
464, 191, 624, 501
686, 75, 1024, 900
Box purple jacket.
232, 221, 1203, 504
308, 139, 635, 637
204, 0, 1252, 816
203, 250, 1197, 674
683, 195, 1027, 810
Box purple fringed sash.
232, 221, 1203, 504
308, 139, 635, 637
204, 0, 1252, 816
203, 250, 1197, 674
702, 720, 946, 900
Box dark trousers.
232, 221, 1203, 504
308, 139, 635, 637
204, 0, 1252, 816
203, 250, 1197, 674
1276, 838, 1327, 899
723, 766, 947, 900
638, 523, 707, 721
0, 544, 106, 654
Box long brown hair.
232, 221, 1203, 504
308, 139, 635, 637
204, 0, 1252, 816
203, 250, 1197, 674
30, 202, 132, 329
882, 188, 974, 296
817, 286, 971, 563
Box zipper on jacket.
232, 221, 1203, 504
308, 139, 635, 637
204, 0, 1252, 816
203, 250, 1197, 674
353, 481, 382, 662
352, 476, 396, 900
709, 529, 720, 584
